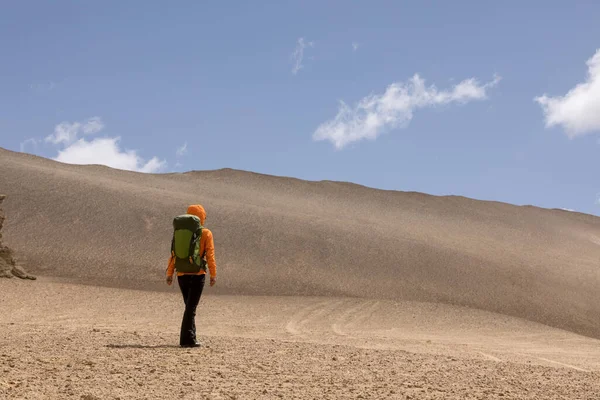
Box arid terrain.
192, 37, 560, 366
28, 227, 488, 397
1, 146, 599, 399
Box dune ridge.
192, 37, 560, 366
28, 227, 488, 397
0, 147, 599, 339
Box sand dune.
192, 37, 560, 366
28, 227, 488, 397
1, 147, 599, 339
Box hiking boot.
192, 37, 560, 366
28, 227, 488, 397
181, 340, 201, 348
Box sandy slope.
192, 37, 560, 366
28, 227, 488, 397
1, 147, 599, 339
1, 278, 599, 399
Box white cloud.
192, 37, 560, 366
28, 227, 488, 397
535, 49, 600, 138
352, 42, 359, 52
291, 37, 314, 75
176, 142, 188, 157
20, 138, 38, 152
313, 73, 501, 149
44, 117, 166, 173
45, 117, 105, 145
54, 137, 166, 173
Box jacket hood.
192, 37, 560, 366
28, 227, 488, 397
187, 204, 206, 225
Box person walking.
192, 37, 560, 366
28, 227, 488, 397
166, 204, 217, 347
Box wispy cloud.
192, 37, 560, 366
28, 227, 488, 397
29, 81, 57, 92
176, 142, 188, 157
352, 42, 359, 52
20, 138, 38, 153
82, 116, 104, 135
46, 117, 166, 173
291, 37, 314, 75
313, 73, 501, 149
45, 117, 105, 145
535, 49, 600, 138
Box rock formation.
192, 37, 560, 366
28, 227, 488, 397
0, 195, 35, 279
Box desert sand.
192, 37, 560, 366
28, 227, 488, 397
1, 146, 600, 399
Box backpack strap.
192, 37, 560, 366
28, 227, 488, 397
170, 233, 176, 262
199, 226, 204, 259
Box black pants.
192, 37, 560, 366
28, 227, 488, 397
177, 274, 206, 346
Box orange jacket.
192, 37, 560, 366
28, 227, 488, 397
166, 204, 217, 278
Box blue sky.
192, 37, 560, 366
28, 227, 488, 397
1, 1, 599, 215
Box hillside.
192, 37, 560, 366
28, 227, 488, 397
0, 147, 599, 339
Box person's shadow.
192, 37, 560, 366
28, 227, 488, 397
106, 344, 180, 349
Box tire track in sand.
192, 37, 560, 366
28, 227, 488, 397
535, 357, 590, 372
513, 352, 590, 372
286, 300, 345, 336
332, 300, 380, 337
478, 352, 502, 362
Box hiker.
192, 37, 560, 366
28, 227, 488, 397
166, 204, 217, 348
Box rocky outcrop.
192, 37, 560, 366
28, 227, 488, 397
0, 195, 35, 280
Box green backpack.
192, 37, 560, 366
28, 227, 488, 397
171, 214, 207, 273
